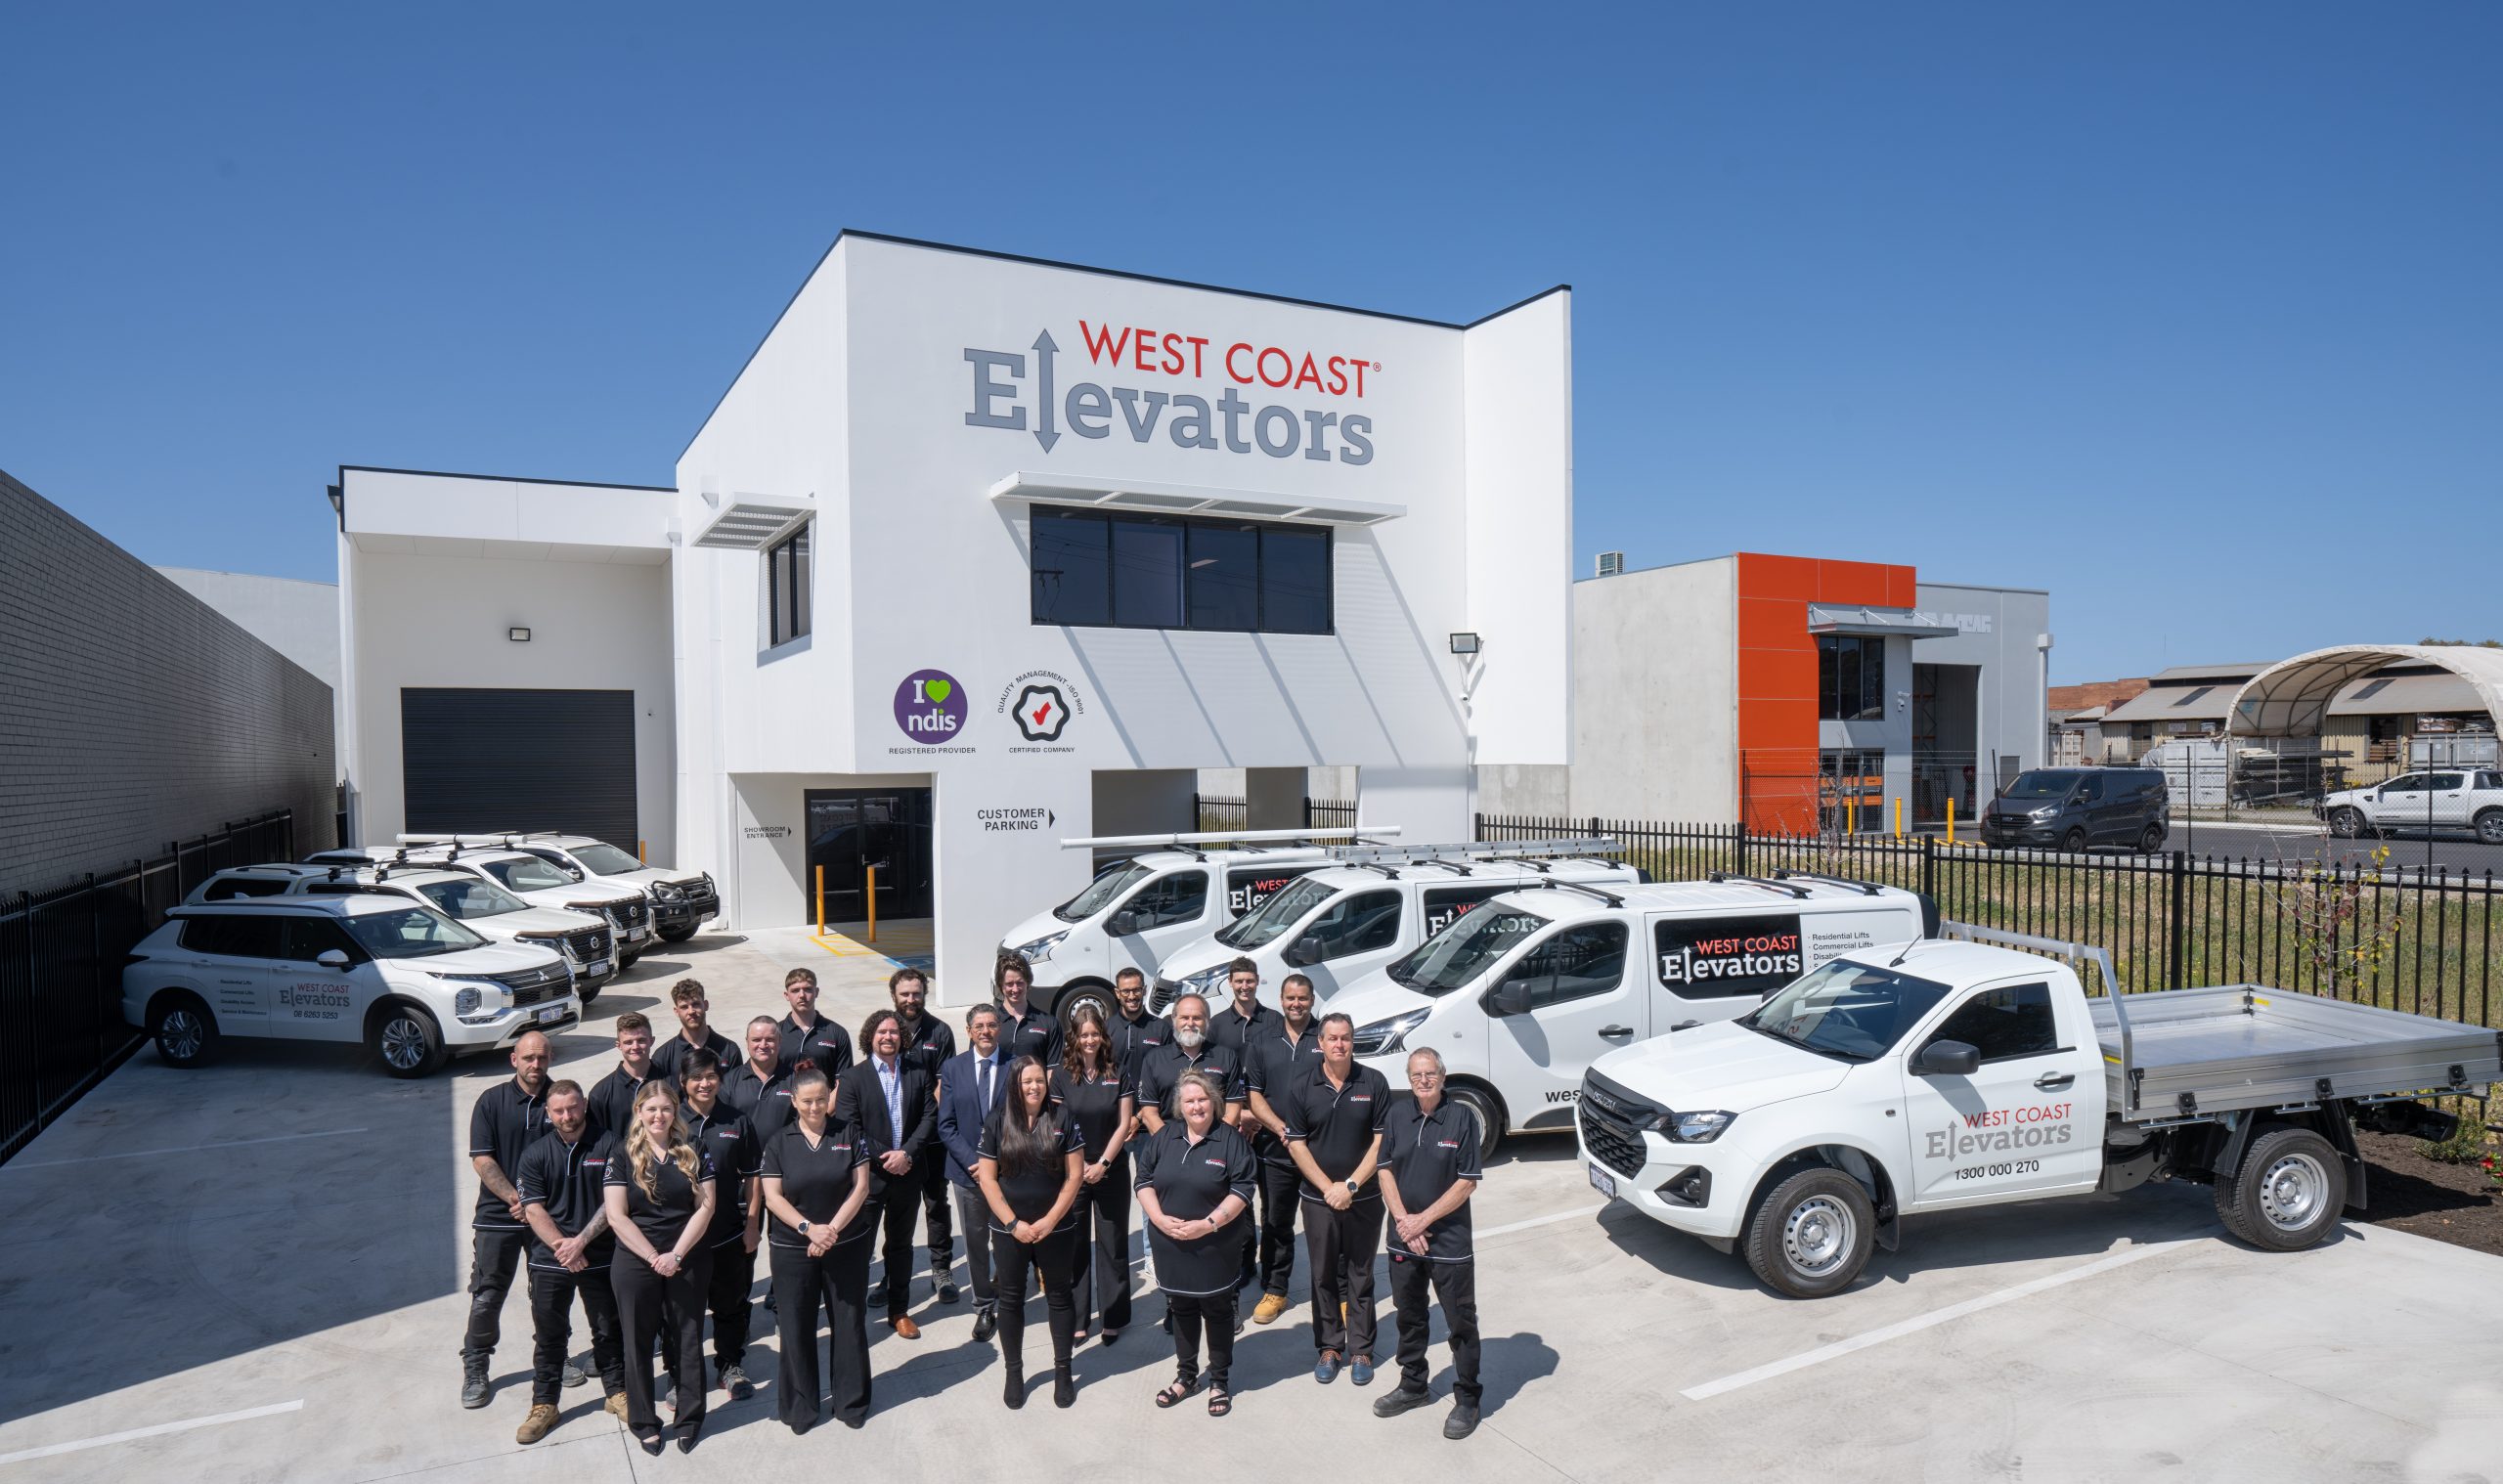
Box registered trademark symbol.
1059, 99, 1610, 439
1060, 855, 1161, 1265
1371, 361, 1383, 371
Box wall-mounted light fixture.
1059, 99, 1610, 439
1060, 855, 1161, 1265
508, 627, 532, 643
1448, 632, 1481, 657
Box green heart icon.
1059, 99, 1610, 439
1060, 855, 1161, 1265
924, 678, 952, 703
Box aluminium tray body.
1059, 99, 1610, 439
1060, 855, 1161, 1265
2090, 984, 2502, 1120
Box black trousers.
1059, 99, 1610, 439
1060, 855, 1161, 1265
1301, 1195, 1383, 1357
990, 1224, 1077, 1371
950, 1182, 997, 1311
1252, 1159, 1301, 1297
875, 1169, 929, 1311
1167, 1289, 1238, 1389
923, 1165, 954, 1274
461, 1227, 530, 1363
527, 1264, 624, 1405
1388, 1251, 1481, 1405
704, 1238, 756, 1369
1068, 1165, 1132, 1331
768, 1239, 873, 1431
611, 1246, 711, 1436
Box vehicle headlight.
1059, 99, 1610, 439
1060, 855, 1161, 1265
454, 987, 482, 1015
1182, 964, 1231, 996
1650, 1109, 1736, 1143
1014, 930, 1067, 963
653, 883, 683, 901
1350, 1008, 1431, 1057
2029, 806, 2058, 819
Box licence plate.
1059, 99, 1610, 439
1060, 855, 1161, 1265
625, 927, 648, 941
536, 1005, 567, 1025
583, 959, 610, 978
1588, 1164, 1617, 1200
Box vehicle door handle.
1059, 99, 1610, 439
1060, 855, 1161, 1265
1599, 1026, 1634, 1038
2034, 1071, 2075, 1090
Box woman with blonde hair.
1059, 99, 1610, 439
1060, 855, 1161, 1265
602, 1079, 717, 1454
1135, 1068, 1254, 1417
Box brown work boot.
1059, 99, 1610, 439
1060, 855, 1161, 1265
1252, 1292, 1291, 1325
603, 1392, 630, 1421
516, 1404, 560, 1444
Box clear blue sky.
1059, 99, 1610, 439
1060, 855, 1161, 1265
3, 4, 2495, 682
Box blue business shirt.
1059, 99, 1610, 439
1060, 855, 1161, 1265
873, 1055, 906, 1146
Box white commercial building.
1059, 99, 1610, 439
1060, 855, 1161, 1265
333, 233, 1574, 998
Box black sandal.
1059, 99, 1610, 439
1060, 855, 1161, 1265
1155, 1377, 1200, 1408
1207, 1387, 1232, 1417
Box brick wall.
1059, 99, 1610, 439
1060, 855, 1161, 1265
0, 468, 335, 896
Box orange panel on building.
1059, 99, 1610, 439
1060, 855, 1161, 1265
1734, 552, 1916, 833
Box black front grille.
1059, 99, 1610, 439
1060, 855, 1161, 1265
1579, 1099, 1649, 1179
587, 899, 647, 931
1148, 980, 1179, 1014
497, 963, 573, 1006
563, 925, 612, 961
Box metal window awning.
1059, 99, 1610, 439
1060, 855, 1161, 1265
988, 472, 1405, 527
689, 494, 814, 549
1805, 604, 1962, 640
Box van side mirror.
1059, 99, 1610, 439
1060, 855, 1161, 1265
1912, 1039, 1981, 1077
1107, 911, 1141, 937
1488, 983, 1533, 1017
315, 948, 352, 971
1284, 935, 1323, 968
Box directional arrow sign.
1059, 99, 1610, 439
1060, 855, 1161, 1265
1032, 328, 1059, 452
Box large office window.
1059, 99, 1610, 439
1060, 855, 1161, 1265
1030, 505, 1332, 634
767, 523, 812, 647
1818, 634, 1886, 720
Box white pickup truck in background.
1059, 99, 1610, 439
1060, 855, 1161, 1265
2319, 768, 2503, 844
1580, 923, 2500, 1297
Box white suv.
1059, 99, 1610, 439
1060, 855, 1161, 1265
308, 846, 656, 966
188, 863, 620, 1000
404, 833, 719, 943
122, 895, 579, 1077
2319, 769, 2503, 844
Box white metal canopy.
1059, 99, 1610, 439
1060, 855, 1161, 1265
2225, 644, 2503, 738
988, 471, 1406, 527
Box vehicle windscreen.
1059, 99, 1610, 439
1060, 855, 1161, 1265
1055, 861, 1150, 923
341, 906, 491, 959
570, 842, 644, 876
1740, 959, 1954, 1063
414, 878, 528, 920
1999, 770, 2083, 801
482, 856, 579, 893
1385, 902, 1552, 996
1216, 874, 1338, 948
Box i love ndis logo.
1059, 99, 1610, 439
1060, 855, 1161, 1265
894, 670, 968, 744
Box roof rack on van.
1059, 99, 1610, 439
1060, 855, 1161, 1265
1708, 872, 1811, 899
1324, 837, 1616, 878
400, 832, 529, 850
1770, 869, 1885, 897
1525, 877, 1627, 909
1061, 827, 1397, 852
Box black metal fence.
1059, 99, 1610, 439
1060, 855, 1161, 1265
1480, 812, 2499, 1030
1, 811, 295, 1163
1189, 796, 1360, 832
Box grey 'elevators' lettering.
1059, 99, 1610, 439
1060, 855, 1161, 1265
1217, 387, 1253, 453
964, 350, 1027, 431
1339, 415, 1374, 465
1032, 328, 1060, 452
1167, 394, 1217, 449
1065, 382, 1113, 439
1253, 405, 1299, 458
1114, 387, 1170, 441
1301, 409, 1338, 460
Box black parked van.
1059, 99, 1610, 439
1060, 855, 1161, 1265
1980, 767, 2170, 853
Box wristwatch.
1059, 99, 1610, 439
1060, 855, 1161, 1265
798, 1220, 812, 1236
1343, 1178, 1360, 1196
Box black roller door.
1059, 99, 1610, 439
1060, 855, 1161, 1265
402, 688, 638, 845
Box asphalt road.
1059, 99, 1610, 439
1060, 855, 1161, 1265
2167, 818, 2503, 879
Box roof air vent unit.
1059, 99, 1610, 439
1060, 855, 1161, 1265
1596, 551, 1625, 578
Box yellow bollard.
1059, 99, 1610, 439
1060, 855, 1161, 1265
1845, 799, 1856, 836
867, 865, 879, 944
638, 839, 646, 865
1947, 797, 1955, 846
814, 865, 825, 938
1895, 798, 1904, 840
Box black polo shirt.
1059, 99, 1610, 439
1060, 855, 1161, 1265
760, 1119, 873, 1250
515, 1128, 615, 1271
468, 1077, 549, 1231
722, 1061, 794, 1142
1208, 999, 1280, 1058
897, 1013, 957, 1077
1108, 1008, 1169, 1078
1279, 1061, 1391, 1200
1244, 1020, 1324, 1166
1047, 1065, 1132, 1164
651, 1027, 741, 1084
1134, 1041, 1245, 1121
996, 1003, 1061, 1067
1381, 1097, 1483, 1262
586, 1063, 656, 1144
1133, 1121, 1257, 1296
600, 1135, 714, 1248
681, 1100, 761, 1248
778, 1013, 856, 1075
977, 1106, 1085, 1233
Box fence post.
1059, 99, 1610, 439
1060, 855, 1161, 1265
1921, 835, 1936, 903
1473, 812, 1485, 843
2167, 850, 2188, 990
1735, 820, 1748, 878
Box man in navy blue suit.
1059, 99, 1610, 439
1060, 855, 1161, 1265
937, 1003, 1011, 1343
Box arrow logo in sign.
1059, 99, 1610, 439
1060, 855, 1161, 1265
1032, 328, 1059, 452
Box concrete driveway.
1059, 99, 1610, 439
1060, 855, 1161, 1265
3, 925, 2499, 1482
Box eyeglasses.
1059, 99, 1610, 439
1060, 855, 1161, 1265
1408, 1071, 1443, 1083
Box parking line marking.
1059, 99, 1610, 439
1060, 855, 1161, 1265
1478, 1202, 1606, 1240
6, 1128, 368, 1170
0, 1399, 303, 1465
1678, 1239, 2196, 1402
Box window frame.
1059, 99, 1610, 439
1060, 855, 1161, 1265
1029, 504, 1333, 636
1817, 634, 1887, 721
765, 520, 812, 650
1496, 921, 1631, 1012
1921, 981, 2065, 1065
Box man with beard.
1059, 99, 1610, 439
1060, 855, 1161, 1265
888, 968, 960, 1303
1242, 973, 1324, 1326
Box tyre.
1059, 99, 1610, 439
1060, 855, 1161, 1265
2215, 1126, 2346, 1251
1447, 1082, 1506, 1162
576, 979, 602, 1007
1055, 980, 1114, 1029
370, 1002, 448, 1078
2478, 809, 2503, 847
2138, 823, 2166, 854
2061, 827, 2089, 854
2328, 807, 2370, 840
150, 993, 220, 1069
1742, 1165, 1875, 1298
658, 925, 697, 943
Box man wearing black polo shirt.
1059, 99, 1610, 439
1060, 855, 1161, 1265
1243, 973, 1322, 1326
1208, 958, 1279, 1061
1373, 1047, 1484, 1439
651, 979, 741, 1084
723, 1016, 795, 1143
513, 1078, 626, 1442
1134, 994, 1244, 1134
679, 1050, 765, 1401
1281, 1012, 1390, 1386
993, 952, 1060, 1066
1107, 967, 1168, 1078
777, 967, 855, 1073
587, 1014, 658, 1142
889, 968, 960, 1304
462, 1030, 553, 1409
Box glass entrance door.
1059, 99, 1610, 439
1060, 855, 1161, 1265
805, 789, 933, 923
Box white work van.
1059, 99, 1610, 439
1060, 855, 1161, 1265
310, 845, 656, 966
998, 828, 1392, 1024
401, 832, 719, 943
1152, 839, 1636, 1012
1336, 871, 1934, 1157
1579, 923, 2502, 1297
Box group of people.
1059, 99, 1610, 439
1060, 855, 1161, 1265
461, 953, 1485, 1451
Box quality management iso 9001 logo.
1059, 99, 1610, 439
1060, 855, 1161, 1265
997, 670, 1084, 748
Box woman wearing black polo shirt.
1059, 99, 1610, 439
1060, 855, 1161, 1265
1136, 1069, 1254, 1417
978, 1056, 1086, 1409
1050, 1006, 1135, 1345
602, 1081, 717, 1455
759, 1065, 875, 1434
